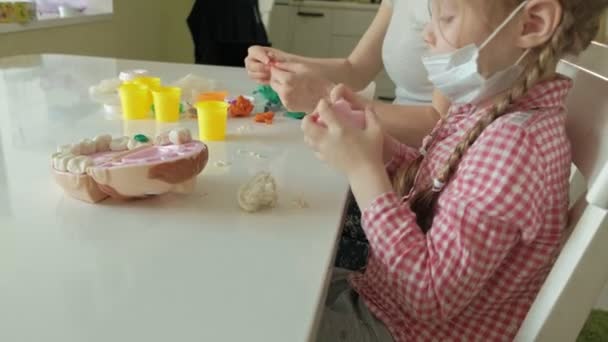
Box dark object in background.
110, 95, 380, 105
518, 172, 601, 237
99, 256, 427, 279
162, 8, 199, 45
187, 0, 270, 67
334, 191, 370, 272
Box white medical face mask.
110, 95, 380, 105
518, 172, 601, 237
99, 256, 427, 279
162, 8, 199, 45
422, 1, 529, 105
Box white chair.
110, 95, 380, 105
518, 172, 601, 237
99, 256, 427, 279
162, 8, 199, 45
514, 49, 608, 341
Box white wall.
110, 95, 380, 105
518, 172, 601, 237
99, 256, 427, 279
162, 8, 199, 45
259, 0, 275, 28
0, 0, 196, 63
0, 0, 281, 64
159, 0, 195, 64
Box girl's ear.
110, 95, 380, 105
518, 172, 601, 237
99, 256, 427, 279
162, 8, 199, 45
516, 0, 563, 48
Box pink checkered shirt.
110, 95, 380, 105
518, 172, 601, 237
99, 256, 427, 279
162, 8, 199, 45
350, 77, 573, 341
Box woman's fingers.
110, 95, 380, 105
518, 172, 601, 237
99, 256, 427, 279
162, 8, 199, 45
248, 70, 270, 82
247, 46, 272, 64
246, 59, 270, 73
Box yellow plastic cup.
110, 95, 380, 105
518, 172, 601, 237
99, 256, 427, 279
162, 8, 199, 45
153, 86, 182, 123
127, 76, 161, 108
130, 76, 161, 90
119, 83, 151, 120
197, 91, 228, 103
196, 101, 229, 141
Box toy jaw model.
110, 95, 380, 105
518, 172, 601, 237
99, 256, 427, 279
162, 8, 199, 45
51, 128, 209, 203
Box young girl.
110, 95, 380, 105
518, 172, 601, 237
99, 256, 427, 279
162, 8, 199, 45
302, 0, 608, 341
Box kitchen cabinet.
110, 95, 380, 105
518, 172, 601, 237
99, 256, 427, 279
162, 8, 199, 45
268, 3, 291, 51
291, 6, 332, 57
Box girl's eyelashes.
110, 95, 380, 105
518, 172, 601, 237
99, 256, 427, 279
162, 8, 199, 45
439, 15, 455, 24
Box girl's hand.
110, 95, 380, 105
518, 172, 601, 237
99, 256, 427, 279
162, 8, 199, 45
244, 46, 290, 84
329, 84, 394, 165
270, 62, 335, 113
329, 83, 370, 111
301, 99, 385, 178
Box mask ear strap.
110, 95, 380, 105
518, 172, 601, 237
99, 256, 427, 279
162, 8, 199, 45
479, 0, 529, 50
516, 49, 531, 65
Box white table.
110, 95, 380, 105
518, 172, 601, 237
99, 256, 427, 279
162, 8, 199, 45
0, 54, 349, 342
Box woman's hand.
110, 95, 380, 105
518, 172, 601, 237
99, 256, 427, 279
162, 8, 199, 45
244, 46, 291, 85
301, 99, 385, 178
270, 62, 335, 113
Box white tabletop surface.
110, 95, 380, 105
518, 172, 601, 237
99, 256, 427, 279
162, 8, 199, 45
0, 54, 349, 342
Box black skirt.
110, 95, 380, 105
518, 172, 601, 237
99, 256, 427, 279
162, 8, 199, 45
334, 192, 370, 271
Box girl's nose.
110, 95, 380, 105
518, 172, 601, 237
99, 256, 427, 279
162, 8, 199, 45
423, 22, 436, 48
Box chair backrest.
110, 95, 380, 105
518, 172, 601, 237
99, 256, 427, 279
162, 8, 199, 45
515, 42, 608, 341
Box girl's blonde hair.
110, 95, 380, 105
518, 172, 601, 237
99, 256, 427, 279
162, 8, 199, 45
394, 0, 608, 233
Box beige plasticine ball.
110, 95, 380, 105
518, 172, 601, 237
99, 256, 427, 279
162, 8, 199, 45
238, 172, 278, 213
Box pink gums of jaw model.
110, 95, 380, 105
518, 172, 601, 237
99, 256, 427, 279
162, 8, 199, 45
51, 129, 209, 203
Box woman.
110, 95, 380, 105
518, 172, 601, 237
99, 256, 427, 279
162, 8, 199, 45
247, 0, 443, 271
245, 0, 446, 147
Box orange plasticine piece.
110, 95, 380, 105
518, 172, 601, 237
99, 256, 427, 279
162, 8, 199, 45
254, 112, 275, 124
230, 96, 254, 117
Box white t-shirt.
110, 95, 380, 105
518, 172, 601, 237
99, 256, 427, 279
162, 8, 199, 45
382, 0, 433, 104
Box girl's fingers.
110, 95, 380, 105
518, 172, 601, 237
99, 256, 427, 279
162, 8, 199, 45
316, 99, 342, 132
301, 113, 327, 146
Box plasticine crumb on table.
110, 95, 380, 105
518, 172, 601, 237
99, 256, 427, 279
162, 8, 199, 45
238, 172, 278, 213
292, 198, 310, 209
51, 128, 208, 203
236, 125, 251, 134
214, 161, 232, 168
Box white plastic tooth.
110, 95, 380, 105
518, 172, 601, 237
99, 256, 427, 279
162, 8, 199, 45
57, 144, 73, 154
70, 143, 82, 156
169, 128, 192, 145
127, 138, 137, 150
54, 153, 75, 172
110, 137, 129, 151
67, 156, 93, 174
155, 131, 171, 146
127, 139, 151, 150
80, 139, 96, 155
66, 156, 82, 174
93, 134, 112, 152
52, 153, 63, 171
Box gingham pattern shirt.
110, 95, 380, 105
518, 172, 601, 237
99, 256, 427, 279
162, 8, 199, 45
350, 77, 573, 341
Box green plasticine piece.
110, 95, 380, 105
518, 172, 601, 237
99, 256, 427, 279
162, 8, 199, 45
285, 112, 306, 120
255, 85, 282, 106
134, 134, 150, 143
